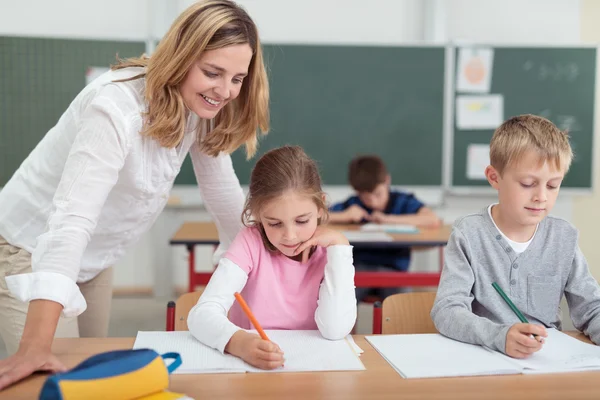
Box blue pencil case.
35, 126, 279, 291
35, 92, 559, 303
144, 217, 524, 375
39, 348, 182, 400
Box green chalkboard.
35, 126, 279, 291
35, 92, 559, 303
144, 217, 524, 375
0, 36, 146, 185
175, 44, 446, 186
452, 47, 596, 189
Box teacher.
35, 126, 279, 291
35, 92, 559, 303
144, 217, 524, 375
0, 0, 268, 389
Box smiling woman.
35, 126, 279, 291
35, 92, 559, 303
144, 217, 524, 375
0, 0, 269, 390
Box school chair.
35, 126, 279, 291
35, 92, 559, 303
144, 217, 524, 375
166, 290, 204, 331
372, 291, 438, 334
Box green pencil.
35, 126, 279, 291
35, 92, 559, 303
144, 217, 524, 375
491, 282, 529, 323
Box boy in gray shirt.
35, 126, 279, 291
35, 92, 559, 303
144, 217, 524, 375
431, 114, 600, 358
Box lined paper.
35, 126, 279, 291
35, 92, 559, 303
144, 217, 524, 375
134, 330, 364, 374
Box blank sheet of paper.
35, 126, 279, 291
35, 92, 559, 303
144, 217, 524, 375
366, 334, 521, 379
134, 330, 364, 374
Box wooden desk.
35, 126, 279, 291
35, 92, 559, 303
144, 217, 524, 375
170, 222, 452, 247
170, 222, 452, 292
3, 333, 599, 400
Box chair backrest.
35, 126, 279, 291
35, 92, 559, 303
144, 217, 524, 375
381, 291, 438, 334
174, 290, 204, 331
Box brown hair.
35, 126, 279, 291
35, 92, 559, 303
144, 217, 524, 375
348, 155, 389, 192
490, 114, 573, 175
112, 0, 269, 158
242, 146, 328, 251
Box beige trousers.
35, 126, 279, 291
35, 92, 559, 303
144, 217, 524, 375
0, 236, 113, 356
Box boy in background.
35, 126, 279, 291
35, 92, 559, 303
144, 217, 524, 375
330, 155, 441, 302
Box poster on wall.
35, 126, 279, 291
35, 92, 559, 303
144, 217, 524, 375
456, 94, 504, 130
456, 47, 494, 93
466, 144, 490, 180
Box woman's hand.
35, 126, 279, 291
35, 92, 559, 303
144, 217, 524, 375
0, 345, 66, 390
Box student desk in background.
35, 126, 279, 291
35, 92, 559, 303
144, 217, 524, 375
170, 222, 452, 293
3, 333, 598, 400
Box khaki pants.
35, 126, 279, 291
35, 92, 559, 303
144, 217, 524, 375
0, 236, 113, 356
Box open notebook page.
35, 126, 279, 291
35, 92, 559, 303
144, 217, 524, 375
134, 330, 364, 374
488, 328, 600, 374
366, 334, 521, 379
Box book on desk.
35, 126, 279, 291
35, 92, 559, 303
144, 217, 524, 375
366, 329, 600, 379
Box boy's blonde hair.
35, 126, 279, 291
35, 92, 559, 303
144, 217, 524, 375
490, 114, 573, 175
242, 146, 329, 252
113, 0, 269, 158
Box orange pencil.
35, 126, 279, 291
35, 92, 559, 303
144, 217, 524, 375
234, 292, 270, 341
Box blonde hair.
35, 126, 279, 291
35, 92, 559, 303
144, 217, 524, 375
112, 0, 269, 158
490, 114, 573, 175
242, 146, 329, 252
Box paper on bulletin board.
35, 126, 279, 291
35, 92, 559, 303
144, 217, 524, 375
466, 144, 490, 180
456, 48, 494, 93
456, 94, 504, 130
85, 66, 109, 86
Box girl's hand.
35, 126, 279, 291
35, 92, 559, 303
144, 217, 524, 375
225, 330, 284, 370
294, 226, 350, 263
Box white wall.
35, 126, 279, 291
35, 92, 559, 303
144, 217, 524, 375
0, 0, 585, 295
0, 0, 150, 41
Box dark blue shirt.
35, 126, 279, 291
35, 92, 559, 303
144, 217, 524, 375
330, 191, 424, 271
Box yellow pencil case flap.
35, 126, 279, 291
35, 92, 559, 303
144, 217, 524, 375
39, 348, 181, 400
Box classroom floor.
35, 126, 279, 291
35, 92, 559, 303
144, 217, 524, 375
0, 297, 377, 360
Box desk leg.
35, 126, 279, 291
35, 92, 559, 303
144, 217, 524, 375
187, 244, 195, 293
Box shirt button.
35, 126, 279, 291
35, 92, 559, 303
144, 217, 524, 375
496, 235, 502, 240
505, 247, 512, 253
510, 279, 516, 286
512, 263, 518, 269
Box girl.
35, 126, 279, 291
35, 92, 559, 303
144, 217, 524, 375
0, 0, 268, 389
187, 146, 357, 370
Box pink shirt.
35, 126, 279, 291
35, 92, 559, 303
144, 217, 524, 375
225, 226, 327, 330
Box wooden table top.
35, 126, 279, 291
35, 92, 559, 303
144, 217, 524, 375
170, 222, 452, 247
3, 333, 599, 400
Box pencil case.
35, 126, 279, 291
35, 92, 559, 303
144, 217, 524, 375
39, 348, 182, 400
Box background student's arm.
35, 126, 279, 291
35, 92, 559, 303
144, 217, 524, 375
314, 245, 357, 339
564, 244, 600, 344
374, 207, 441, 227
430, 228, 512, 353
328, 202, 369, 224
187, 258, 248, 353
1, 88, 132, 389
190, 143, 245, 264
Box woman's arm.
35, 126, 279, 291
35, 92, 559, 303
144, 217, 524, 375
0, 88, 133, 389
189, 144, 245, 263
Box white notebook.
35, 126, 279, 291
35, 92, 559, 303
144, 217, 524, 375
360, 223, 418, 234
134, 330, 365, 374
366, 329, 600, 379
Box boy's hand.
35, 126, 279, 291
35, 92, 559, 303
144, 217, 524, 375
344, 204, 370, 223
370, 210, 389, 224
294, 226, 350, 263
225, 330, 284, 370
505, 323, 547, 358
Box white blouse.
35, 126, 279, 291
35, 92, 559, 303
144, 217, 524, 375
0, 68, 245, 317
